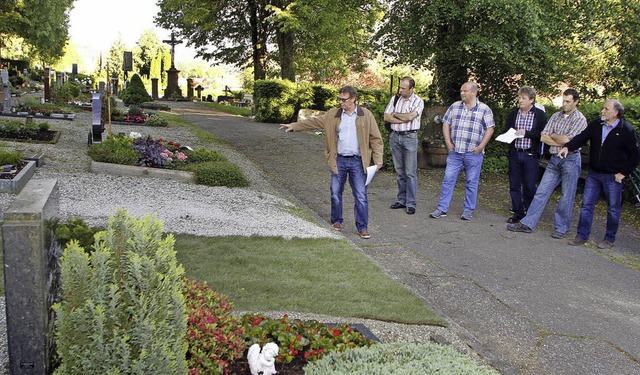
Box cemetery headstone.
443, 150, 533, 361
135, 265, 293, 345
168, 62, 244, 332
1, 70, 10, 113
44, 67, 50, 102
90, 92, 104, 144
151, 78, 159, 99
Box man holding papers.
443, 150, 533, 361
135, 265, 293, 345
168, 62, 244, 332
280, 86, 383, 239
504, 87, 547, 223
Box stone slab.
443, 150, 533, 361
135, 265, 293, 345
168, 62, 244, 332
0, 160, 36, 194
91, 160, 195, 183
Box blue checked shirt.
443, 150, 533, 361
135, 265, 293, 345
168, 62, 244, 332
514, 108, 535, 150
443, 99, 495, 153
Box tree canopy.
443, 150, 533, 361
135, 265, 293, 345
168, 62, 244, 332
375, 0, 640, 104
0, 0, 74, 64
154, 0, 382, 82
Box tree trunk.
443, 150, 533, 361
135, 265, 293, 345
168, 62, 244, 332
248, 0, 268, 81
276, 28, 295, 81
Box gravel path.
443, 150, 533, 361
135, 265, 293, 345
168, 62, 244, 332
0, 104, 485, 372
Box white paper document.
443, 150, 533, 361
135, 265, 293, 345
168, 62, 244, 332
496, 128, 524, 144
365, 165, 377, 186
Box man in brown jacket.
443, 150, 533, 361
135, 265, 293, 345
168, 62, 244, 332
280, 86, 384, 239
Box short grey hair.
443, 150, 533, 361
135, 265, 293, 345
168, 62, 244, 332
339, 86, 358, 100
519, 86, 537, 101
607, 99, 624, 118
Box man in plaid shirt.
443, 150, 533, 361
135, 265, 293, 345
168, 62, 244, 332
504, 87, 548, 223
429, 82, 495, 220
507, 88, 587, 238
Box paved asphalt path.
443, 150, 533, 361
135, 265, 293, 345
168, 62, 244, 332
173, 102, 640, 375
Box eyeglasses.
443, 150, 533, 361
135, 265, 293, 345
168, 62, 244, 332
338, 97, 352, 102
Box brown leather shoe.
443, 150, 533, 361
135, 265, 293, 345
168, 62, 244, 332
568, 237, 587, 246
358, 229, 371, 239
332, 223, 342, 231
597, 240, 614, 249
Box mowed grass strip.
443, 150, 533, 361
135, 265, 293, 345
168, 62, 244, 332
174, 235, 446, 326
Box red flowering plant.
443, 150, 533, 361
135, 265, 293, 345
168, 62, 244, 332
183, 278, 247, 375
123, 114, 147, 123
240, 313, 374, 364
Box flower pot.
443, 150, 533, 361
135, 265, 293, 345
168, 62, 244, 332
423, 141, 448, 168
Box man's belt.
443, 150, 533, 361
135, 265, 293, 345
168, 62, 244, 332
392, 129, 418, 135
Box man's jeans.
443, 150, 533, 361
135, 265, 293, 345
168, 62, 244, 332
331, 155, 368, 231
390, 131, 418, 208
437, 151, 484, 214
520, 153, 581, 233
576, 172, 623, 243
508, 150, 539, 217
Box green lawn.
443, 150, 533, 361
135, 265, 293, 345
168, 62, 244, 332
174, 234, 446, 326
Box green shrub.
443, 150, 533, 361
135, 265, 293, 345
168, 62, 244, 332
87, 135, 138, 165
0, 120, 20, 134
47, 217, 100, 253
311, 84, 338, 111
121, 74, 151, 105
127, 105, 144, 116
0, 149, 23, 166
305, 341, 499, 374
52, 81, 81, 103
254, 79, 298, 123
189, 161, 249, 187
181, 148, 225, 163
38, 122, 50, 131
146, 114, 169, 127
53, 209, 188, 374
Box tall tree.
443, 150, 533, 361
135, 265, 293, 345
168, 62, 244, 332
375, 0, 563, 104
0, 0, 74, 63
154, 0, 381, 83
133, 29, 167, 79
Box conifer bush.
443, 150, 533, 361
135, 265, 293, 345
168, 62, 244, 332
121, 74, 151, 106
53, 209, 188, 374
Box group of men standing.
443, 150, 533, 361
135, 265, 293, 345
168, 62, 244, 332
281, 79, 640, 248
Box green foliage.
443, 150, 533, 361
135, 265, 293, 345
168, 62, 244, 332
47, 217, 100, 253
87, 135, 139, 165
121, 74, 151, 105
52, 81, 81, 103
146, 114, 169, 127
184, 278, 246, 374
254, 79, 299, 123
182, 148, 225, 163
188, 161, 249, 188
53, 209, 188, 374
0, 119, 47, 139
311, 84, 338, 111
0, 149, 23, 166
242, 314, 374, 364
305, 341, 499, 374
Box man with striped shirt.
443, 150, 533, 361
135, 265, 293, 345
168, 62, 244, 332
505, 87, 548, 223
429, 82, 495, 220
507, 88, 587, 238
384, 77, 424, 214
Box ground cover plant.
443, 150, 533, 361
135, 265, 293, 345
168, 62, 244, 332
204, 101, 252, 117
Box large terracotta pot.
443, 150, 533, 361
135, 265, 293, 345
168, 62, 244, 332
423, 140, 448, 168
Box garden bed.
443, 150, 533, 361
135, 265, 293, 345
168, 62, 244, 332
3, 112, 75, 121
0, 160, 37, 194
0, 129, 61, 144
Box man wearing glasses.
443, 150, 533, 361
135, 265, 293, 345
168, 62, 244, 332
280, 86, 384, 239
384, 77, 424, 215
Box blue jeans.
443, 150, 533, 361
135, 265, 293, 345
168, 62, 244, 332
520, 153, 581, 233
390, 131, 418, 208
437, 151, 484, 214
576, 172, 623, 243
331, 155, 368, 231
508, 150, 539, 217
